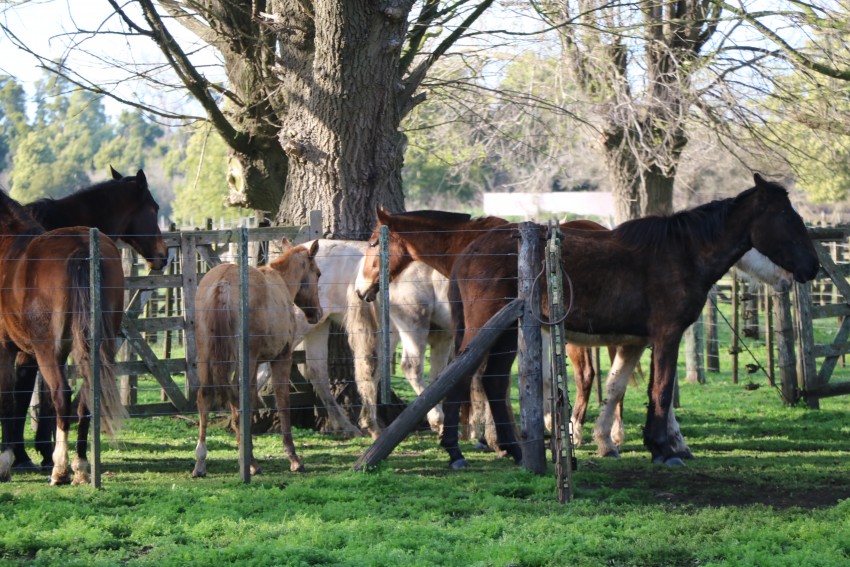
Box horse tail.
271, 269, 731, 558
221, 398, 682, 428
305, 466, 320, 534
448, 275, 464, 355
199, 278, 239, 406
343, 283, 380, 408
68, 249, 127, 438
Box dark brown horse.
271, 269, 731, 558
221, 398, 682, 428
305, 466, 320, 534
10, 167, 167, 470
0, 189, 127, 485
355, 210, 625, 457
441, 174, 818, 468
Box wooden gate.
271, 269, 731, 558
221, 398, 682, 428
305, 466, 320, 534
792, 226, 850, 407
116, 216, 322, 417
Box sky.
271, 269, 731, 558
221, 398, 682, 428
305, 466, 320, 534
0, 0, 218, 116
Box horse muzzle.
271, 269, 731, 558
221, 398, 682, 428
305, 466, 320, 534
356, 283, 379, 303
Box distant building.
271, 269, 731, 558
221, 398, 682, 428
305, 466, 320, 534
483, 192, 615, 225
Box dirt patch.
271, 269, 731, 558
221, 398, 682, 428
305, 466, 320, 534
593, 467, 850, 509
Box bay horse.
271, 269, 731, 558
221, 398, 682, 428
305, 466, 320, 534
354, 210, 624, 454
294, 239, 452, 439
193, 239, 322, 477
444, 173, 818, 468
10, 167, 168, 470
356, 214, 798, 459
0, 189, 127, 485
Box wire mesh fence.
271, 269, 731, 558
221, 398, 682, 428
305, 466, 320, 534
3, 219, 844, 487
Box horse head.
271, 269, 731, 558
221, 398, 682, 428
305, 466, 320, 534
745, 173, 819, 284
281, 239, 323, 324
112, 168, 169, 271
355, 206, 415, 302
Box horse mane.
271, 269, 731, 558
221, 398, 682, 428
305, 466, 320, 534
613, 195, 739, 251
26, 175, 154, 227
396, 210, 473, 223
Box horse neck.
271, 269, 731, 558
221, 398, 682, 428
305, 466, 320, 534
36, 185, 128, 237
692, 202, 757, 286
402, 218, 506, 278
267, 256, 305, 299
0, 196, 43, 258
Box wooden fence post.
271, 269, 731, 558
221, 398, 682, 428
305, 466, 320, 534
773, 289, 798, 405
684, 317, 705, 384
181, 234, 201, 404
731, 276, 740, 384
517, 222, 545, 475
794, 282, 819, 409
706, 286, 720, 372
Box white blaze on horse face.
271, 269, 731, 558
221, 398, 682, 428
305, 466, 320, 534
353, 256, 372, 299
733, 249, 793, 292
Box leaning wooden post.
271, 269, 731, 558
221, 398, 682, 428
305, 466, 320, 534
89, 228, 103, 489
379, 225, 392, 404
773, 288, 798, 405
237, 226, 252, 483
354, 299, 525, 471
765, 285, 775, 386
517, 222, 545, 475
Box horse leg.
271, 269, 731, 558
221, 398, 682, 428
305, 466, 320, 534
667, 402, 694, 459
35, 356, 73, 485
644, 339, 683, 465
72, 394, 90, 485
0, 349, 17, 481
270, 351, 305, 472
593, 345, 644, 458
398, 324, 443, 433
300, 323, 362, 437
566, 344, 594, 448
10, 354, 38, 468
34, 374, 56, 468
192, 370, 210, 478
439, 372, 474, 468
479, 330, 522, 464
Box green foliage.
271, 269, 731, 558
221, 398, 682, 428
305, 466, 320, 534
170, 124, 241, 224
0, 75, 30, 167
94, 111, 164, 174
766, 32, 850, 203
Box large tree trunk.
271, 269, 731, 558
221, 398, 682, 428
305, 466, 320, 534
274, 0, 407, 237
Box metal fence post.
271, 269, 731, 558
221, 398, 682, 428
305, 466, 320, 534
89, 228, 103, 489
237, 226, 252, 483
379, 225, 392, 405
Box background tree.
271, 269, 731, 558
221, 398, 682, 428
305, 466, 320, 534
0, 76, 30, 173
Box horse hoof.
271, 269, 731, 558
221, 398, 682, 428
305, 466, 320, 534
472, 441, 493, 452
49, 474, 71, 486
291, 465, 306, 473
12, 459, 39, 471
449, 459, 468, 470
665, 457, 686, 467
191, 471, 206, 479
680, 451, 696, 460
602, 451, 621, 459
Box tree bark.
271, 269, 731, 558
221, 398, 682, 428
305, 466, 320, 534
275, 0, 407, 237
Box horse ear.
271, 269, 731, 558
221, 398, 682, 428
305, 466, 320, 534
136, 169, 147, 185
753, 172, 766, 187
376, 206, 391, 224
280, 238, 293, 252
110, 166, 122, 180
308, 240, 319, 257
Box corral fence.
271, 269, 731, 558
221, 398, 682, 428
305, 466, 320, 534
49, 220, 845, 497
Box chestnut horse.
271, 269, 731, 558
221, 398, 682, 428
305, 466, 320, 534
193, 240, 322, 477
0, 189, 127, 485
442, 174, 818, 468
11, 167, 168, 470
354, 210, 628, 454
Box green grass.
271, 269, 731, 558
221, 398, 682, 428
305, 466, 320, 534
3, 369, 850, 566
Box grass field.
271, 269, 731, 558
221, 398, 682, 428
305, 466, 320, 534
2, 306, 850, 566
